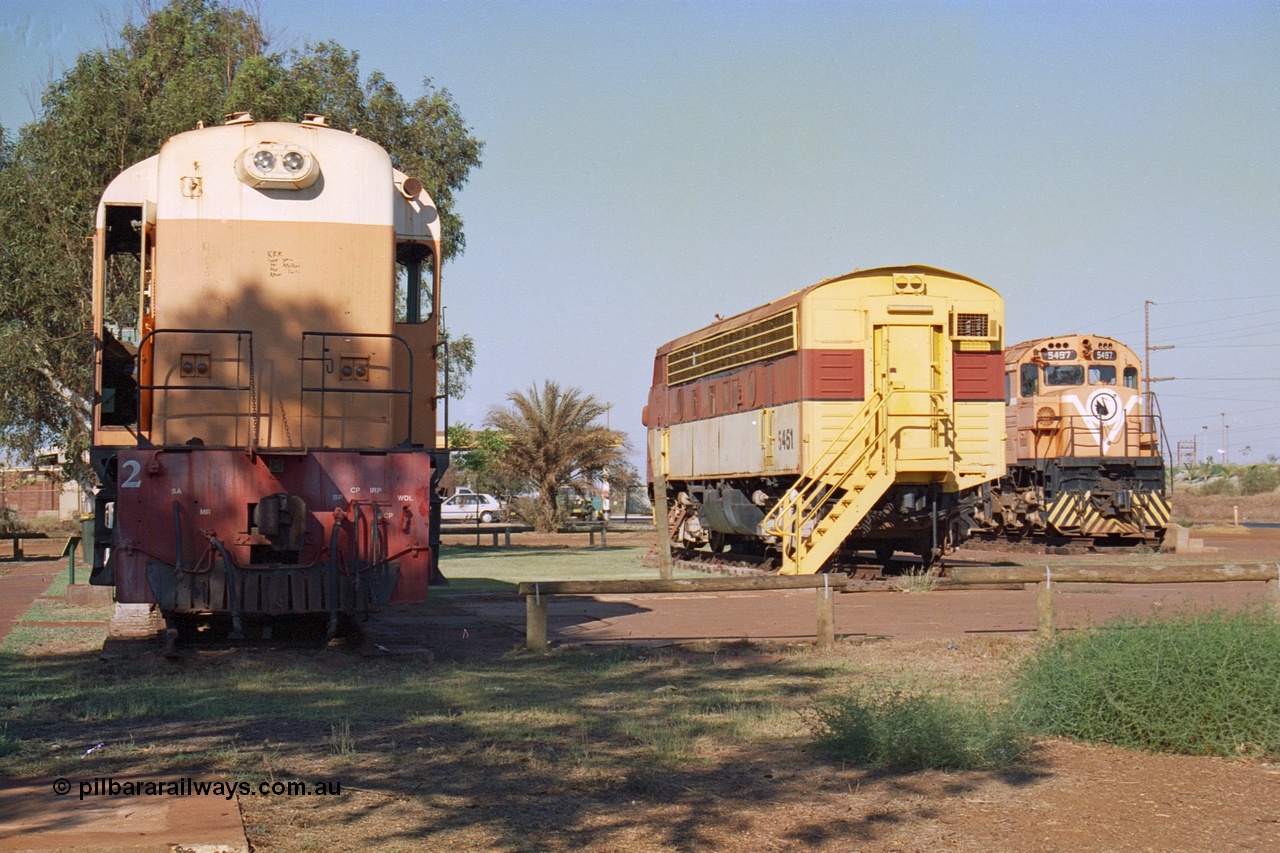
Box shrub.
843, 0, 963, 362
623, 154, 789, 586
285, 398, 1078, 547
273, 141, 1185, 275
1193, 477, 1237, 497
810, 688, 1031, 770
1015, 610, 1280, 757
1240, 465, 1280, 496
507, 496, 563, 531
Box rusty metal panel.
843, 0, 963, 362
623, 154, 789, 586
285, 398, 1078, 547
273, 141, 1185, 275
113, 447, 433, 608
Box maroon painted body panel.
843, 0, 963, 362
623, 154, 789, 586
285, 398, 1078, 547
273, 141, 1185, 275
953, 351, 1005, 402
112, 447, 434, 608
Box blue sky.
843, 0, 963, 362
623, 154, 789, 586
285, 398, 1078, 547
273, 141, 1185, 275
4, 1, 1279, 466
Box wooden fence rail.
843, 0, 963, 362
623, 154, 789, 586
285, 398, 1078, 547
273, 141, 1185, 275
516, 575, 841, 651
949, 563, 1280, 634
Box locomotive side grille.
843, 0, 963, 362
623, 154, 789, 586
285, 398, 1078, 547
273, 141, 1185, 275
954, 313, 990, 337
667, 309, 797, 386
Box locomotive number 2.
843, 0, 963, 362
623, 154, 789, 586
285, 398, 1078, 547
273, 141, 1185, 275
120, 459, 142, 489
776, 428, 795, 452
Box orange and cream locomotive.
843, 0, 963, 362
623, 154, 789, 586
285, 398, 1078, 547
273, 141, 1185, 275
976, 334, 1169, 545
89, 113, 446, 638
644, 266, 1006, 574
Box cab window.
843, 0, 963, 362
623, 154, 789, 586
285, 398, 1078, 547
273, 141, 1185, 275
394, 243, 435, 324
1020, 363, 1038, 397
1123, 367, 1138, 390
1088, 365, 1117, 386
1044, 365, 1084, 386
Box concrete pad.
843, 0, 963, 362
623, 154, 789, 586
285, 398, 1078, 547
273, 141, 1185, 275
0, 777, 248, 853
65, 585, 114, 606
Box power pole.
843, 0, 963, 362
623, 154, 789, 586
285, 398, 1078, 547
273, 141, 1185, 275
1143, 300, 1175, 433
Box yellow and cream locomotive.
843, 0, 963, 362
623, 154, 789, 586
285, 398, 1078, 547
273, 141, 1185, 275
644, 266, 1006, 574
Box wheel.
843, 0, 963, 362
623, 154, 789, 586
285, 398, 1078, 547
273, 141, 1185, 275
874, 544, 895, 567
480, 511, 494, 523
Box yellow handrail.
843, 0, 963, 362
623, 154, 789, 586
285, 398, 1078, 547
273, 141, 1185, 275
763, 385, 952, 568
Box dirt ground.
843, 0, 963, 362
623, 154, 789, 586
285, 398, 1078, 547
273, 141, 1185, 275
295, 521, 1280, 851
5, 514, 1280, 851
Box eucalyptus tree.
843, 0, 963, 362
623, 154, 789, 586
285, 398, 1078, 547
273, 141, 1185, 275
0, 0, 482, 483
486, 381, 630, 532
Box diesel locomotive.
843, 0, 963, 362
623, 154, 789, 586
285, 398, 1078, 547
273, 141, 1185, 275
975, 334, 1169, 546
89, 113, 447, 638
644, 266, 1006, 574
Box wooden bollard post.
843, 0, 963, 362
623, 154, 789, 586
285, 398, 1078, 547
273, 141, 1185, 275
815, 575, 835, 647
1037, 566, 1055, 635
526, 585, 548, 651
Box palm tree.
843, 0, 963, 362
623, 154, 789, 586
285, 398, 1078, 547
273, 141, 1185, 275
486, 380, 628, 531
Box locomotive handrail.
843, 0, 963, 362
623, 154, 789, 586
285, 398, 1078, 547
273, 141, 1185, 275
1026, 411, 1163, 461
761, 387, 889, 543
132, 328, 257, 448
762, 383, 957, 573
299, 331, 415, 447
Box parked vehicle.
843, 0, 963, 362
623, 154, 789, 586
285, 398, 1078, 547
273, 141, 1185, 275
441, 493, 503, 523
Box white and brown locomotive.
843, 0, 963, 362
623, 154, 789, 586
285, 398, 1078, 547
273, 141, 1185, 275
89, 113, 446, 637
975, 334, 1170, 546
644, 266, 1006, 574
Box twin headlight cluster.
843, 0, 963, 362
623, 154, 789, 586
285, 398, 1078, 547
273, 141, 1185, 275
235, 143, 320, 190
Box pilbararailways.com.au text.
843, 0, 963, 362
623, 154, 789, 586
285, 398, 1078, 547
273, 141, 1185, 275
53, 777, 342, 800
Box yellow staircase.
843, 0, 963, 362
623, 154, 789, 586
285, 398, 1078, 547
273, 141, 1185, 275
762, 385, 951, 574
760, 390, 892, 574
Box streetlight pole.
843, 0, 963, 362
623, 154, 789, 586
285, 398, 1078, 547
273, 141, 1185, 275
1144, 300, 1175, 432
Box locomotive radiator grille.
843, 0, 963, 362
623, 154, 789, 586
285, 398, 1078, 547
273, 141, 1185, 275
667, 309, 797, 385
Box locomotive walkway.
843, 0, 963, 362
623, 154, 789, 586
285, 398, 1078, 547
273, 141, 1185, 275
0, 549, 250, 853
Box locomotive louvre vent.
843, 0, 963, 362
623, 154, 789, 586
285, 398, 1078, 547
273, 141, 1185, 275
954, 313, 990, 337
667, 309, 797, 386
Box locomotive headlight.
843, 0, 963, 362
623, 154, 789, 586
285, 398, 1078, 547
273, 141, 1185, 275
235, 143, 320, 190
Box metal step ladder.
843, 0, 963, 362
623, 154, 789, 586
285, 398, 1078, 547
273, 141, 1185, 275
761, 389, 898, 574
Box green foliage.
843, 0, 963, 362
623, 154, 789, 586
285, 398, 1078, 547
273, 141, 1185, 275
1015, 610, 1280, 757
446, 422, 514, 495
439, 329, 476, 399
1192, 477, 1237, 497
810, 688, 1031, 770
1240, 464, 1280, 496
0, 0, 482, 479
485, 381, 629, 532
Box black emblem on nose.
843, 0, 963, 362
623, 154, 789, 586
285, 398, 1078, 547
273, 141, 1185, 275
1094, 398, 1112, 418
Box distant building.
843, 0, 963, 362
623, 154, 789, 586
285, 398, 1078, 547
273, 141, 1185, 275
0, 457, 85, 521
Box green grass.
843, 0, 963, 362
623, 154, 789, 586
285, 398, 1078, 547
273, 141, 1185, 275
1015, 609, 1280, 757
810, 688, 1032, 770
435, 544, 705, 593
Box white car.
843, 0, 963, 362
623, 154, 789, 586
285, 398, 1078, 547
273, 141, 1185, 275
440, 493, 503, 523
